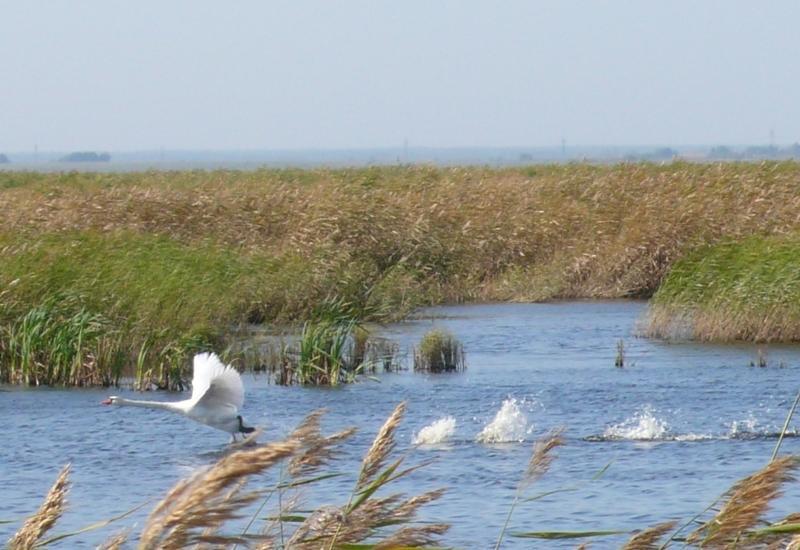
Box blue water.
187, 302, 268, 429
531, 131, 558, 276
3, 301, 800, 548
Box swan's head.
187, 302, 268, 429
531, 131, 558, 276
101, 396, 119, 405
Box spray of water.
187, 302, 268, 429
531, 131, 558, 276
604, 406, 668, 440
728, 415, 760, 438
476, 398, 532, 443
413, 416, 457, 445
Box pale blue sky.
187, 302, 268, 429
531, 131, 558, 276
2, 1, 798, 151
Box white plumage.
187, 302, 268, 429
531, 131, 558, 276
103, 352, 255, 440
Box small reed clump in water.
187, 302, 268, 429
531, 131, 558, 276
413, 329, 466, 372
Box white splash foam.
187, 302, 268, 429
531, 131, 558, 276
413, 416, 456, 445
604, 406, 668, 440
674, 432, 714, 442
729, 415, 759, 438
476, 398, 532, 443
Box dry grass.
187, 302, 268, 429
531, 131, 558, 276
139, 441, 300, 549
621, 521, 676, 549
6, 162, 800, 307
688, 455, 799, 548
135, 403, 444, 549
5, 163, 800, 385
8, 464, 70, 550
356, 401, 406, 491
495, 428, 565, 549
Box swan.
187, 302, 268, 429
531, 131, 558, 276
102, 352, 255, 441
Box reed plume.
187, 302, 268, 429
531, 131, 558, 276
356, 401, 406, 490
495, 428, 565, 550
523, 426, 565, 488
688, 455, 798, 547
288, 402, 447, 549
96, 529, 128, 550
621, 520, 676, 550
288, 408, 357, 477
8, 464, 70, 550
373, 523, 450, 548
139, 439, 300, 549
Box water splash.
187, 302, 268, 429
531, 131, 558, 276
728, 415, 760, 438
476, 398, 532, 443
603, 406, 668, 440
413, 416, 456, 445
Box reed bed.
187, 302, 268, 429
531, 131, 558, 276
645, 234, 800, 342
5, 162, 800, 385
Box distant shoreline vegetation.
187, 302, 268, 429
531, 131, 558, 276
58, 151, 111, 162
2, 162, 800, 386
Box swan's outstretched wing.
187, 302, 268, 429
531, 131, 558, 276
190, 352, 245, 410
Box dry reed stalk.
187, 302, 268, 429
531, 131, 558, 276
288, 408, 357, 477
8, 464, 70, 550
373, 523, 450, 548
287, 403, 446, 549
522, 427, 565, 489
495, 428, 565, 550
621, 520, 676, 550
97, 529, 128, 550
288, 491, 447, 549
688, 455, 798, 547
139, 440, 300, 549
356, 401, 406, 490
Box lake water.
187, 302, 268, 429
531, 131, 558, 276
3, 301, 800, 548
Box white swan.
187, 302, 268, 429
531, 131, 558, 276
102, 352, 255, 441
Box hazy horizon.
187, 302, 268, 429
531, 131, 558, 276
2, 1, 799, 152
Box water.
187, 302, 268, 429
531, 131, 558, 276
3, 300, 800, 548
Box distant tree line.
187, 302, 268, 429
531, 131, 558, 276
59, 151, 111, 162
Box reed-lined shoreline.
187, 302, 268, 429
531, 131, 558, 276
3, 162, 800, 385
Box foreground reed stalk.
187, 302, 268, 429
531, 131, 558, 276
8, 464, 70, 550
494, 428, 564, 550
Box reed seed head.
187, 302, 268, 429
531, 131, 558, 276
523, 427, 565, 488
357, 401, 406, 490
8, 463, 70, 550
689, 455, 798, 547
622, 520, 677, 550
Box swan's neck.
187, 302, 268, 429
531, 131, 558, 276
113, 397, 188, 413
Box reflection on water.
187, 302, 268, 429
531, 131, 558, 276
3, 300, 800, 548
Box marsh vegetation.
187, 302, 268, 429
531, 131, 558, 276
4, 162, 800, 385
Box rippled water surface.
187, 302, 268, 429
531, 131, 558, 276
4, 301, 800, 548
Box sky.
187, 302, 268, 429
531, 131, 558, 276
2, 1, 799, 152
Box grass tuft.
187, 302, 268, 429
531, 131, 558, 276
413, 329, 465, 373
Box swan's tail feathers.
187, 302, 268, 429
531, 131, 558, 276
190, 352, 245, 409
